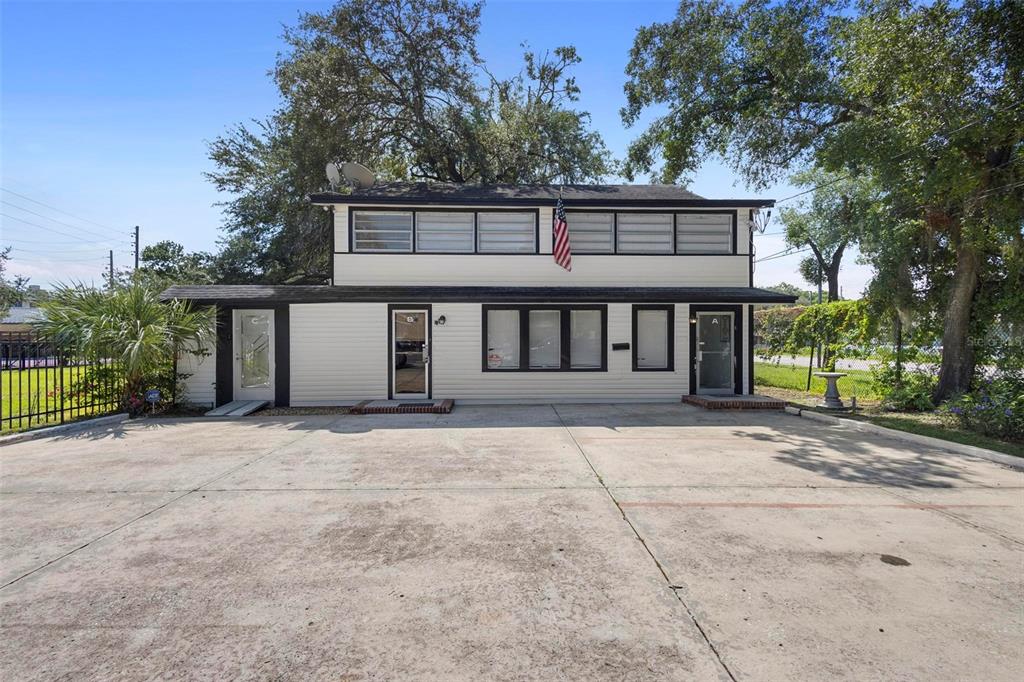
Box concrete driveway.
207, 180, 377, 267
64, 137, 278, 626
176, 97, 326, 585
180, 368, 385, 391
1, 404, 1021, 680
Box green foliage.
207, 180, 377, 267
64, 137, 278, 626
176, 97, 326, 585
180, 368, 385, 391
36, 282, 215, 413
944, 345, 1024, 441
765, 283, 818, 306
136, 241, 215, 288
788, 300, 872, 371
0, 246, 29, 319
781, 169, 880, 300
207, 0, 612, 283
622, 0, 1023, 399
870, 349, 936, 412
754, 306, 805, 358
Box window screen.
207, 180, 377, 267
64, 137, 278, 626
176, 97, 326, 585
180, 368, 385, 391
616, 213, 674, 253
416, 212, 474, 252
567, 213, 613, 253
352, 211, 413, 252
529, 310, 561, 368
486, 309, 520, 369
477, 212, 536, 253
676, 213, 733, 253
570, 310, 602, 368
635, 308, 671, 370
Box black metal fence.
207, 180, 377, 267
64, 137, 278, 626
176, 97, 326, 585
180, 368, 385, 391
0, 331, 124, 432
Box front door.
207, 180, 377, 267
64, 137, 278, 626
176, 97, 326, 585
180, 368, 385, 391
696, 312, 734, 395
233, 309, 275, 401
392, 309, 429, 399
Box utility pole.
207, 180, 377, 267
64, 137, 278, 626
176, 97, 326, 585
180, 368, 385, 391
108, 250, 114, 289
133, 225, 140, 270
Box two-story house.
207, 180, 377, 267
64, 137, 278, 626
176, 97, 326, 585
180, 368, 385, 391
163, 183, 796, 407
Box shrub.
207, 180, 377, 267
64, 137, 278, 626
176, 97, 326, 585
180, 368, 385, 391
870, 347, 936, 412
942, 353, 1024, 441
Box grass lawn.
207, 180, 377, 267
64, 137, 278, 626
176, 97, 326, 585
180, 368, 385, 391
755, 363, 1023, 458
754, 361, 881, 400
0, 367, 118, 432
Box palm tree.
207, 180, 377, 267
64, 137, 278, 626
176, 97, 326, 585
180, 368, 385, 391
37, 282, 215, 412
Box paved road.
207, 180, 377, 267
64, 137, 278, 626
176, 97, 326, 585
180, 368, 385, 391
1, 405, 1021, 680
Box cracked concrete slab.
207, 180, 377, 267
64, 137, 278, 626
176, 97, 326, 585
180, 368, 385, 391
611, 485, 1024, 680
0, 491, 182, 585
0, 488, 725, 680
1, 404, 1020, 680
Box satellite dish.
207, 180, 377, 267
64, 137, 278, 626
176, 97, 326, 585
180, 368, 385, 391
340, 162, 376, 189
325, 162, 342, 188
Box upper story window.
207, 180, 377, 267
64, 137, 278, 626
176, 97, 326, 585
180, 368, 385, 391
567, 212, 614, 253
352, 211, 412, 252
416, 212, 474, 253
348, 208, 736, 255
676, 213, 733, 254
616, 213, 674, 253
477, 212, 536, 253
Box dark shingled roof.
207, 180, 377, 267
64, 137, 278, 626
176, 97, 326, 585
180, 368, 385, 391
161, 285, 796, 305
309, 182, 774, 208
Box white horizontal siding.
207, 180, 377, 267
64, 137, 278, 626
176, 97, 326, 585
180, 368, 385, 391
177, 340, 215, 406
431, 303, 689, 402
333, 254, 749, 287
289, 303, 388, 405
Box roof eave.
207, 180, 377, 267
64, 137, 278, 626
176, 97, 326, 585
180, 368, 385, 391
307, 192, 775, 209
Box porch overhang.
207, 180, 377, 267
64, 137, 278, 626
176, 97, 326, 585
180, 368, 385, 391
160, 285, 798, 306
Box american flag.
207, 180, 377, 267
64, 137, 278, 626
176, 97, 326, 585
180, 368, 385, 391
553, 197, 572, 271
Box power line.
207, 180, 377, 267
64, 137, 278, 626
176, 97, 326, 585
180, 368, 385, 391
0, 199, 123, 240
0, 212, 125, 244
0, 187, 122, 235
754, 246, 812, 263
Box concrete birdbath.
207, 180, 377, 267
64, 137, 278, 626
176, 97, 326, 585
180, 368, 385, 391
813, 371, 848, 410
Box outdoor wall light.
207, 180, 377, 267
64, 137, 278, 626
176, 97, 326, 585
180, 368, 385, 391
434, 315, 447, 326
689, 316, 697, 324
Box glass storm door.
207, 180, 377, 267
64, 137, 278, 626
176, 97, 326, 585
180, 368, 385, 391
392, 309, 429, 399
696, 312, 734, 395
233, 309, 275, 401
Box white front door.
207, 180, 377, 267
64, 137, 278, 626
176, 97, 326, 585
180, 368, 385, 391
392, 309, 429, 399
233, 309, 275, 401
696, 312, 734, 395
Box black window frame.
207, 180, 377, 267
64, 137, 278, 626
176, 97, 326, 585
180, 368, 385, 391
561, 209, 739, 256
632, 304, 675, 371
482, 304, 608, 372
349, 207, 540, 255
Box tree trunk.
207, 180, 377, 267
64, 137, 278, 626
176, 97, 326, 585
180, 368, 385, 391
825, 240, 847, 302
933, 241, 980, 403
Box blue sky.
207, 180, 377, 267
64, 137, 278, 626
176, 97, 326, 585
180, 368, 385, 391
1, 0, 871, 296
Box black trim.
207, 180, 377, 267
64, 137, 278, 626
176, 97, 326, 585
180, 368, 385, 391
163, 285, 799, 306
561, 209, 739, 255
387, 304, 432, 399
213, 306, 291, 407
482, 305, 608, 372
215, 307, 232, 407
329, 207, 336, 285
688, 305, 744, 396
274, 305, 290, 407
748, 209, 754, 287
747, 305, 755, 394
632, 305, 675, 371
348, 207, 540, 255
